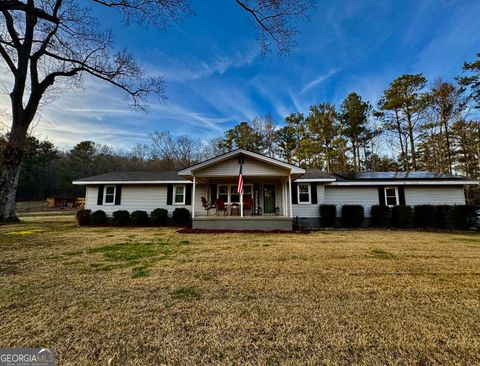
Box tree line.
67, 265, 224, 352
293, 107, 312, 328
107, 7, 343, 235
1, 56, 480, 203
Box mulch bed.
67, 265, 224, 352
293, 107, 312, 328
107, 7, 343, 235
176, 228, 311, 234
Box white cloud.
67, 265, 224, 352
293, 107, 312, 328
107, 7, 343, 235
299, 69, 339, 95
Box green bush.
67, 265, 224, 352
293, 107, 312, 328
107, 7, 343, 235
414, 205, 436, 228
341, 205, 364, 228
172, 208, 191, 226
90, 210, 107, 226
371, 205, 391, 227
151, 208, 169, 226
434, 205, 451, 229
448, 205, 478, 230
76, 209, 91, 226
391, 205, 413, 228
320, 204, 336, 227
131, 210, 150, 226
112, 210, 131, 226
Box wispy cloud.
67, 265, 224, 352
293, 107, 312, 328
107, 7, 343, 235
299, 69, 339, 95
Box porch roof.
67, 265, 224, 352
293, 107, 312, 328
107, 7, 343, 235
178, 149, 305, 178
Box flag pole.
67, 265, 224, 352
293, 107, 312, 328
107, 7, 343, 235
239, 157, 244, 218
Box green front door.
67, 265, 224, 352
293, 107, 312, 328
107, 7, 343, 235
263, 184, 276, 214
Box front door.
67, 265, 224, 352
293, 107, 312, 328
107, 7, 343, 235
263, 184, 276, 214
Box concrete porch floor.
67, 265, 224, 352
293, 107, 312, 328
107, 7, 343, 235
192, 216, 293, 231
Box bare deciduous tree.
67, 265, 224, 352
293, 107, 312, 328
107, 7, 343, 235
0, 0, 315, 221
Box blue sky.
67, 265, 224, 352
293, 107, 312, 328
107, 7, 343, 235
2, 0, 480, 149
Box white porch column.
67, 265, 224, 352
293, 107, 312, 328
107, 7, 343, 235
240, 191, 244, 217
192, 175, 196, 218
288, 174, 293, 218
283, 179, 287, 216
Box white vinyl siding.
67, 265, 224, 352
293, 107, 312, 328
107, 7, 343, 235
194, 157, 289, 177
324, 187, 378, 217
292, 184, 325, 218
85, 185, 191, 217
405, 187, 465, 205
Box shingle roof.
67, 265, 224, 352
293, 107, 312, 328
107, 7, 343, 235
333, 171, 467, 181
74, 171, 190, 182
298, 169, 336, 180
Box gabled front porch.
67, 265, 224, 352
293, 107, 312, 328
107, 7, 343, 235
177, 149, 306, 231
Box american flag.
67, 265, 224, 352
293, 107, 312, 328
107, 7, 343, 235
238, 163, 243, 194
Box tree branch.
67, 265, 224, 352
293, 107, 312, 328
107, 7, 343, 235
0, 0, 59, 24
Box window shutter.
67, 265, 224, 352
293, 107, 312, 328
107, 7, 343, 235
97, 185, 104, 205
398, 186, 406, 205
311, 183, 318, 204
185, 185, 192, 205
291, 182, 298, 204
114, 185, 122, 205
378, 186, 385, 206
167, 184, 173, 205
210, 184, 217, 204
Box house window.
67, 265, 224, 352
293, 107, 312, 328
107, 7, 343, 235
230, 185, 239, 203
384, 187, 399, 206
218, 185, 229, 202
174, 185, 185, 205
104, 185, 116, 205
243, 185, 253, 200
298, 183, 311, 204
217, 184, 253, 203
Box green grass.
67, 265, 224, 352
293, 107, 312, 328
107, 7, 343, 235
370, 247, 397, 259
171, 286, 201, 301
84, 240, 191, 277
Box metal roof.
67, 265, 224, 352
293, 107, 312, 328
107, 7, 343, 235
333, 171, 467, 181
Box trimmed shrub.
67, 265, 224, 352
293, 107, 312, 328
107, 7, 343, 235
172, 208, 191, 226
131, 210, 150, 226
90, 210, 107, 226
341, 205, 364, 228
414, 205, 436, 228
151, 208, 169, 226
76, 209, 91, 226
448, 205, 478, 230
391, 205, 413, 228
434, 205, 451, 229
320, 204, 336, 227
112, 210, 131, 226
371, 205, 391, 228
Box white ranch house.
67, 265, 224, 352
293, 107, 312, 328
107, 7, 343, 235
73, 149, 478, 230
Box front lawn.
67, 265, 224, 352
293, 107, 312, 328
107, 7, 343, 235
1, 215, 479, 365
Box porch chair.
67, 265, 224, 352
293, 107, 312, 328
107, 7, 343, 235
201, 196, 215, 216
243, 197, 253, 215
215, 199, 228, 215
231, 203, 240, 216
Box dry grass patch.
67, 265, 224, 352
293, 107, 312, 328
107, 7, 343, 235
1, 215, 480, 365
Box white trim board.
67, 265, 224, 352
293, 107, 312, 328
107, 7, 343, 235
72, 180, 192, 185
327, 180, 478, 186
295, 178, 336, 183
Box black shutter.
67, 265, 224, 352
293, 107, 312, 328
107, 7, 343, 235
398, 186, 406, 205
185, 184, 192, 205
291, 182, 298, 204
210, 184, 217, 204
378, 186, 385, 206
114, 185, 122, 205
167, 184, 173, 205
311, 183, 318, 204
97, 185, 104, 205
